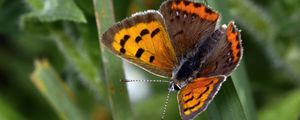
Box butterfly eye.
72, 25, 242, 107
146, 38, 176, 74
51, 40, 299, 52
174, 84, 181, 91
169, 82, 181, 91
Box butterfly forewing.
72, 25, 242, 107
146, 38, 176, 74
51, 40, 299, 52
178, 76, 226, 120
159, 0, 220, 58
198, 21, 243, 77
101, 11, 177, 77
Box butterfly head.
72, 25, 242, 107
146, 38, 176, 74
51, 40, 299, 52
168, 79, 188, 92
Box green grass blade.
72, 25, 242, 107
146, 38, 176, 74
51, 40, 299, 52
31, 59, 86, 120
232, 62, 257, 120
93, 0, 133, 119
206, 78, 247, 120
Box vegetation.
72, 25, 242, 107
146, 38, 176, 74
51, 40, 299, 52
0, 0, 299, 120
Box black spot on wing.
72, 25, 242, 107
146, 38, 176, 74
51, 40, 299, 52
235, 34, 240, 41
236, 42, 241, 49
149, 56, 155, 63
135, 36, 142, 43
151, 28, 160, 38
206, 80, 214, 86
124, 35, 130, 40
237, 50, 241, 58
184, 92, 192, 96
189, 101, 201, 110
120, 39, 126, 47
197, 86, 210, 99
140, 29, 150, 36
197, 93, 203, 99
173, 30, 184, 38
203, 86, 210, 94
228, 42, 232, 48
135, 48, 144, 58
183, 1, 190, 6
120, 48, 126, 54
120, 35, 130, 47
184, 96, 194, 103
183, 108, 189, 112
194, 3, 202, 8
205, 7, 214, 14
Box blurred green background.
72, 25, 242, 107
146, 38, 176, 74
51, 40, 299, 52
0, 0, 300, 120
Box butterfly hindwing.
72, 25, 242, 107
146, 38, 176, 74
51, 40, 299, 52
101, 11, 177, 77
198, 21, 243, 77
159, 0, 220, 58
178, 76, 226, 120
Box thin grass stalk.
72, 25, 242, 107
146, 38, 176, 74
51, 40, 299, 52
93, 0, 133, 119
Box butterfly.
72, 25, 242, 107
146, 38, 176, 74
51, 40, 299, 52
101, 0, 243, 119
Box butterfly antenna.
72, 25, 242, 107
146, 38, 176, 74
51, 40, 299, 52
161, 90, 171, 120
121, 79, 170, 83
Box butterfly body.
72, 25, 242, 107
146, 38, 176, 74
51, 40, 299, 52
170, 27, 224, 89
101, 0, 243, 119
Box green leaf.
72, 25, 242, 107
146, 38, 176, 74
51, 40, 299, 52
93, 0, 133, 120
31, 59, 86, 120
0, 96, 24, 120
23, 0, 86, 23
259, 90, 300, 120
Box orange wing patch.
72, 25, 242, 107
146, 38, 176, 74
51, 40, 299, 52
102, 11, 177, 77
112, 21, 176, 68
170, 0, 219, 21
178, 76, 226, 120
226, 21, 242, 63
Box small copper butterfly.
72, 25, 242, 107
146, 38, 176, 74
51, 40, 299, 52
101, 0, 243, 119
